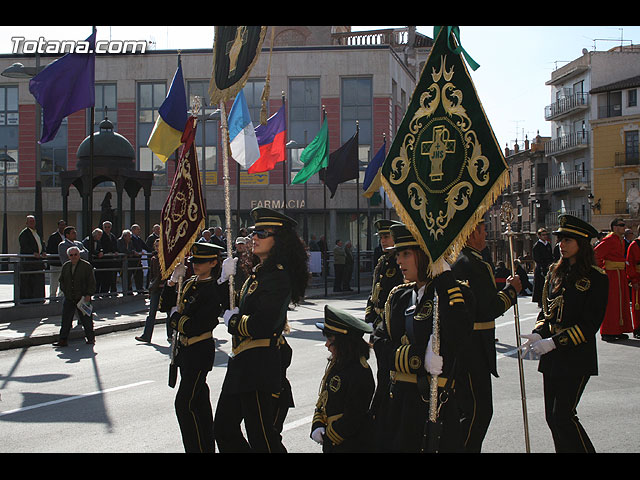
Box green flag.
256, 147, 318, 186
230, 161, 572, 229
381, 26, 508, 276
292, 116, 329, 185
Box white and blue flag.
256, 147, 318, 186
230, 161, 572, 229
228, 90, 260, 169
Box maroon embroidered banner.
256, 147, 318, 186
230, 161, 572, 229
158, 116, 206, 279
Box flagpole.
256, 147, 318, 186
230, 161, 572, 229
219, 99, 235, 308
355, 121, 360, 294
322, 106, 328, 297
237, 152, 241, 232
281, 92, 287, 215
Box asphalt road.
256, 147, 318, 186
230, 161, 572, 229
1, 293, 638, 453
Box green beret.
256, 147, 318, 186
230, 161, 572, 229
316, 304, 373, 337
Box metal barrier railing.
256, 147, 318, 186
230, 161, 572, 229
0, 249, 378, 306
0, 252, 152, 306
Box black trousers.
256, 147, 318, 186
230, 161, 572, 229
59, 298, 94, 342
175, 369, 215, 453
333, 264, 344, 291
543, 374, 595, 453
214, 389, 286, 453
458, 368, 493, 453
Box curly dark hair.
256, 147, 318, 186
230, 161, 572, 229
260, 226, 309, 305
548, 235, 595, 293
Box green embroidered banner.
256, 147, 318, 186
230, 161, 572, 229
381, 26, 509, 276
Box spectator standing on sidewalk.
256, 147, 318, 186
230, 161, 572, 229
52, 246, 96, 347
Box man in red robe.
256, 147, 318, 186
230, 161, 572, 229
624, 227, 640, 339
594, 218, 633, 341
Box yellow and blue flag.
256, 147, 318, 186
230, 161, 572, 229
147, 58, 188, 163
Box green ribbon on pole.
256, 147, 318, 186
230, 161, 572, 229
433, 26, 480, 71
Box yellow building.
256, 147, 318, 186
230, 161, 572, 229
591, 75, 640, 232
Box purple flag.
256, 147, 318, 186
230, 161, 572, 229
29, 31, 96, 144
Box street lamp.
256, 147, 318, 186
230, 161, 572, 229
0, 147, 16, 270
1, 58, 46, 239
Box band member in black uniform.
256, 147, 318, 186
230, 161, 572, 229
451, 220, 522, 452
214, 207, 309, 453
311, 305, 375, 452
161, 242, 230, 453
520, 214, 607, 453
366, 219, 405, 422
372, 224, 473, 453
365, 219, 405, 328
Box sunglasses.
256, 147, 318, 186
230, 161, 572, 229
251, 230, 275, 239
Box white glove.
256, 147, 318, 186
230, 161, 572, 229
519, 333, 542, 357
531, 337, 556, 355
170, 262, 187, 284
223, 307, 239, 326
311, 427, 325, 444
425, 334, 443, 376
218, 256, 238, 284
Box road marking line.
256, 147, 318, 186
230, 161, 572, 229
282, 415, 312, 432
0, 380, 154, 417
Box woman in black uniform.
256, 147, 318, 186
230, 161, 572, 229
520, 214, 608, 453
162, 241, 229, 453
311, 304, 375, 452
214, 207, 309, 453
371, 223, 473, 453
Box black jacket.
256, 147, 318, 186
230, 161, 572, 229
164, 276, 227, 371
312, 356, 375, 453
533, 264, 608, 377
223, 263, 291, 395
452, 246, 518, 377
365, 251, 404, 328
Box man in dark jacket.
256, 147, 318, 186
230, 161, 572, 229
451, 220, 522, 452
532, 228, 554, 307
53, 246, 97, 347
18, 215, 46, 303
99, 221, 118, 293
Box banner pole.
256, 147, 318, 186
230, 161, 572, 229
219, 99, 235, 309
501, 201, 531, 453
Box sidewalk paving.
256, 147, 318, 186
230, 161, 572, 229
0, 282, 371, 351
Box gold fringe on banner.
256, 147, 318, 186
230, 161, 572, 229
380, 168, 510, 278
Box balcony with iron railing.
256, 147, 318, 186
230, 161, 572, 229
544, 92, 589, 121
545, 131, 589, 157
615, 151, 640, 167
545, 170, 590, 193
545, 209, 588, 230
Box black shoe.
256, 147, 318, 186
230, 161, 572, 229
602, 334, 619, 342
135, 336, 150, 343
634, 331, 640, 339
616, 334, 629, 340
86, 338, 95, 345
53, 340, 68, 347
